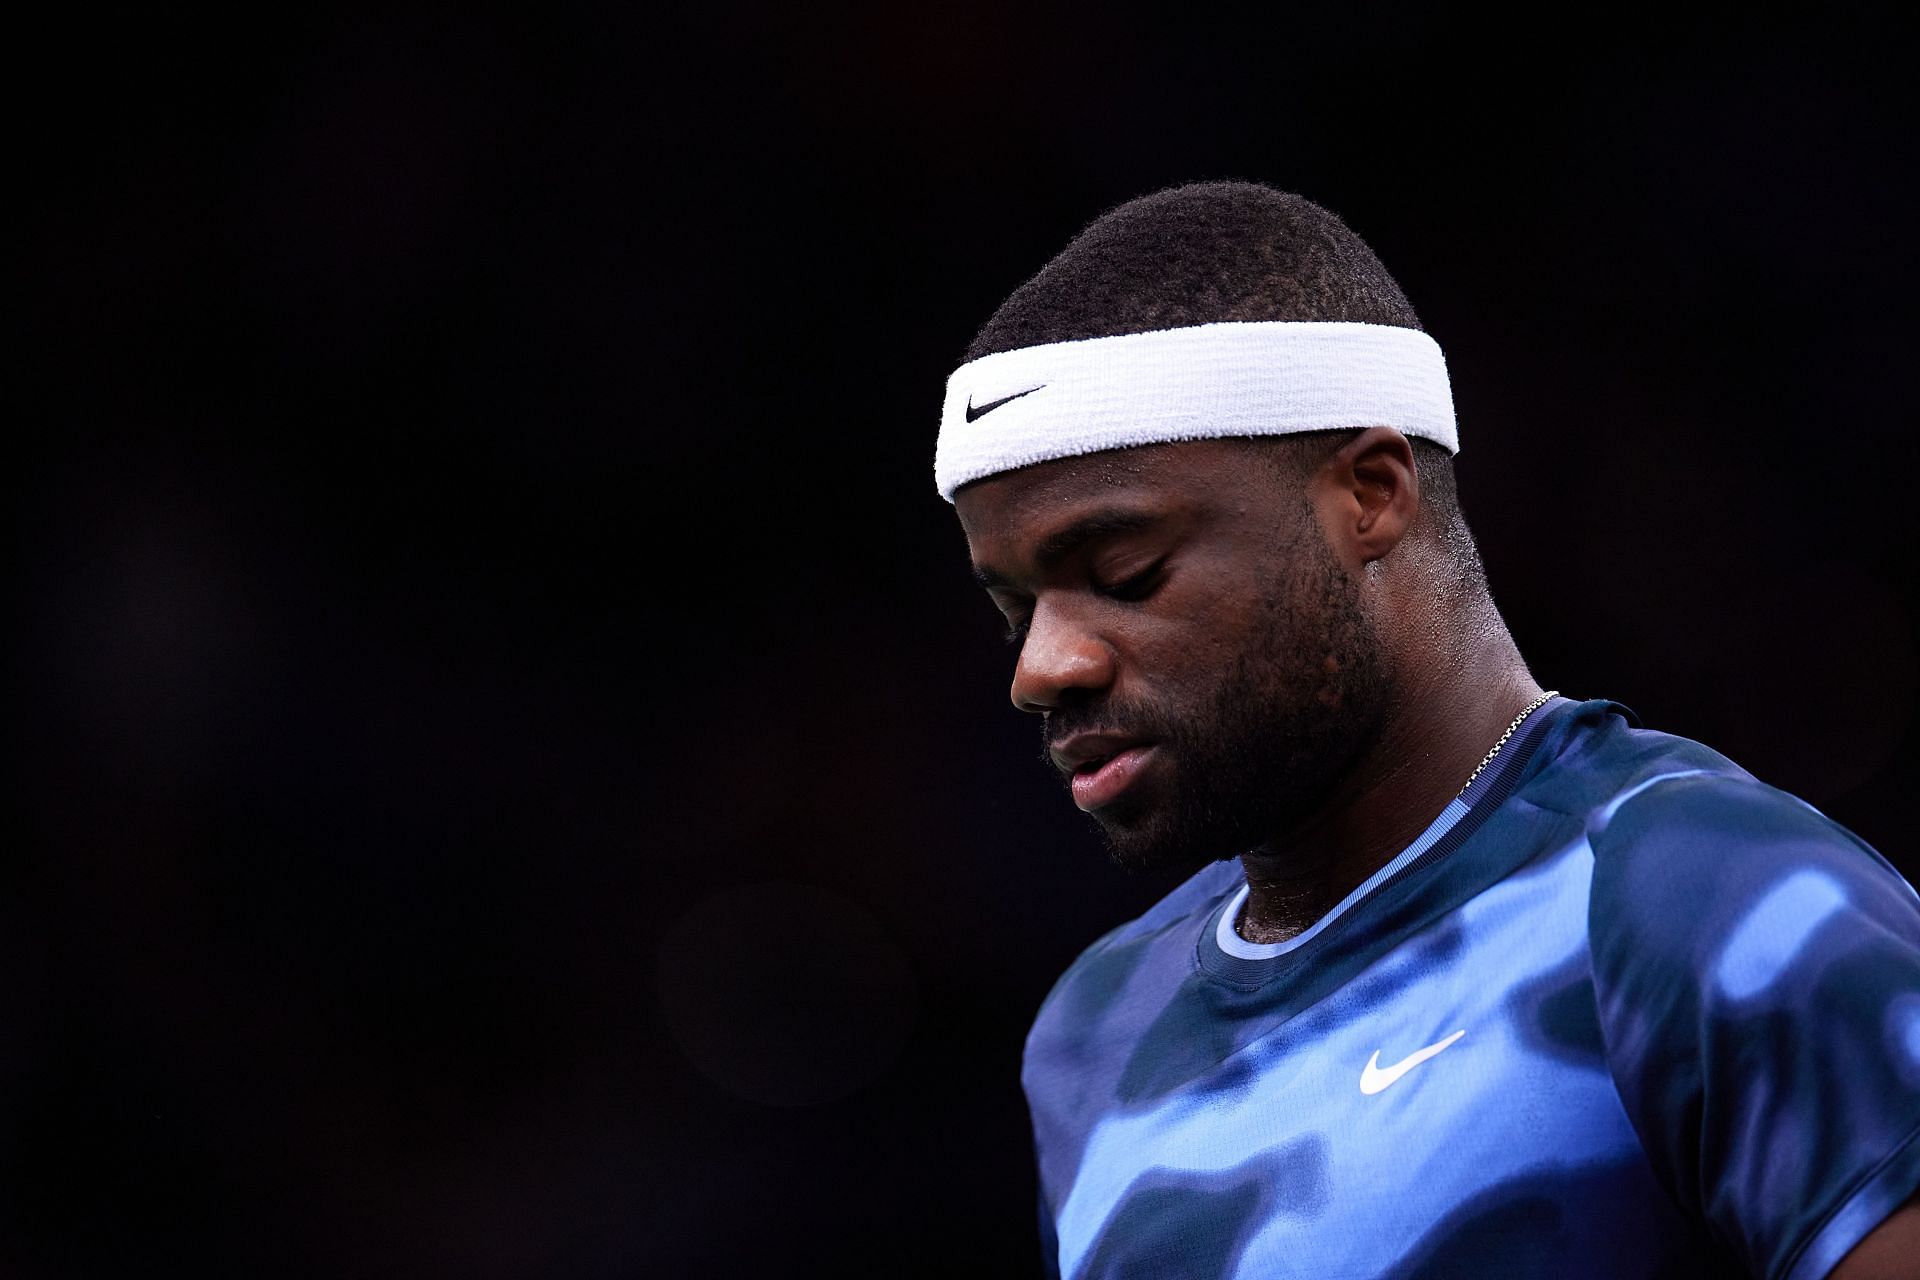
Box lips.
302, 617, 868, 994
1049, 732, 1159, 812
1067, 744, 1158, 811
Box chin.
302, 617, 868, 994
1091, 802, 1245, 877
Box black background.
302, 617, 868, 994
16, 7, 1919, 1276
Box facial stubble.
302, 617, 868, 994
1073, 532, 1392, 875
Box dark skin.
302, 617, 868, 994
958, 427, 1541, 940
956, 428, 1920, 1274
1830, 1201, 1920, 1280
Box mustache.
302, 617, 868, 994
1039, 700, 1172, 766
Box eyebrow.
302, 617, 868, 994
971, 509, 1163, 590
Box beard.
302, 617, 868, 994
1046, 529, 1393, 875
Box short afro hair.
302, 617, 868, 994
965, 181, 1423, 360
965, 181, 1479, 585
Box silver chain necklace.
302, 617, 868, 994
1455, 690, 1558, 800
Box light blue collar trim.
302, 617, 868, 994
1214, 793, 1473, 959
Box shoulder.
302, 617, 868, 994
1524, 701, 1913, 959
1024, 860, 1241, 1054
1578, 730, 1916, 981
1046, 859, 1241, 987
1523, 698, 1754, 822
1564, 714, 1920, 1279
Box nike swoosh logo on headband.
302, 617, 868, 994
965, 385, 1045, 422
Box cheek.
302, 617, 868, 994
1117, 557, 1332, 702
1127, 617, 1274, 712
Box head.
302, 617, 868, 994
951, 182, 1490, 874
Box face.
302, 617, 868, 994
956, 439, 1392, 874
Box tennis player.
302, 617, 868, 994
938, 181, 1920, 1279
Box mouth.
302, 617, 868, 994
1067, 744, 1159, 812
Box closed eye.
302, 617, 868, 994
984, 591, 1031, 649
1097, 562, 1164, 602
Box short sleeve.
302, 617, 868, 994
1587, 771, 1920, 1280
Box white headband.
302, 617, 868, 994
934, 321, 1457, 501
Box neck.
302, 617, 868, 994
1234, 604, 1542, 945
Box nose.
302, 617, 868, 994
1010, 599, 1115, 713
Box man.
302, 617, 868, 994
937, 182, 1920, 1279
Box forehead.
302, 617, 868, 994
953, 438, 1268, 553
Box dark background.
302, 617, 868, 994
16, 7, 1918, 1276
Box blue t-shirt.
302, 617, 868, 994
1022, 698, 1920, 1279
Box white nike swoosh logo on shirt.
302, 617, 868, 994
1360, 1029, 1467, 1095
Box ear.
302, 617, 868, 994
1309, 427, 1420, 570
